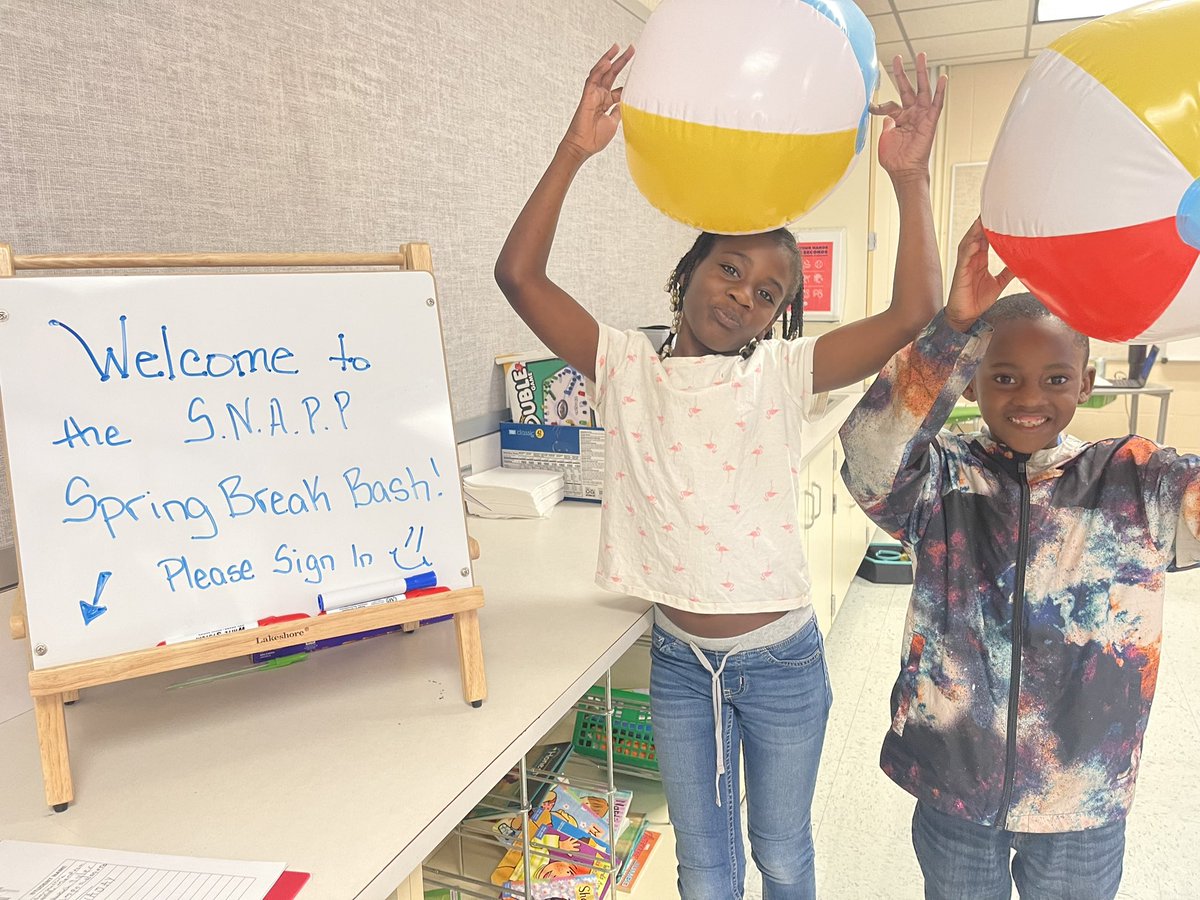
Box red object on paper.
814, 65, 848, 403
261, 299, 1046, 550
797, 240, 835, 315
265, 871, 310, 899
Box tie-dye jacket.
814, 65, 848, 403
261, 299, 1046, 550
839, 311, 1200, 833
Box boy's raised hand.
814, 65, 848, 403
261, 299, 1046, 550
945, 217, 1015, 331
872, 52, 947, 182
561, 44, 635, 161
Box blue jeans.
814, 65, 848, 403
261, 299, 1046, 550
650, 615, 832, 900
912, 801, 1126, 900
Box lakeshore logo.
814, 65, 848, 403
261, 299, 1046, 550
256, 628, 307, 644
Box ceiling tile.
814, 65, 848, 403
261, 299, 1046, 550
900, 0, 1028, 38
915, 26, 1027, 60
893, 0, 982, 9
869, 13, 904, 43
857, 0, 897, 15
876, 40, 913, 64
1029, 19, 1082, 48
937, 50, 1032, 66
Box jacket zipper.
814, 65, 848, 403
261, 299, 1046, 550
997, 459, 1030, 829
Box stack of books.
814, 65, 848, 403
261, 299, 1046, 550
462, 467, 564, 518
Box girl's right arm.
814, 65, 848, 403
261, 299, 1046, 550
494, 45, 634, 382
839, 220, 1011, 542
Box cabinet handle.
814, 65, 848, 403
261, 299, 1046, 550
803, 489, 815, 529
812, 482, 823, 521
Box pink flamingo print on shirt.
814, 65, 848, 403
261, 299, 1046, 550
674, 561, 686, 574
748, 527, 762, 547
761, 565, 774, 581
716, 543, 731, 561
728, 502, 742, 514
765, 407, 781, 420
751, 445, 764, 465
668, 442, 684, 454
734, 420, 748, 432
723, 461, 737, 480
704, 436, 717, 453
720, 579, 735, 591
764, 482, 779, 501
688, 405, 702, 417
696, 521, 712, 536
643, 452, 656, 464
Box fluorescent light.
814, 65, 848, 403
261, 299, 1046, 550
1037, 0, 1143, 22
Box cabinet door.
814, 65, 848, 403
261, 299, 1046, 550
830, 444, 872, 618
803, 441, 835, 631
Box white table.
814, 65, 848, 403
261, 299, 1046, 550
0, 507, 650, 899
1090, 382, 1173, 444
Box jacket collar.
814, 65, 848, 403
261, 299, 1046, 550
974, 427, 1090, 478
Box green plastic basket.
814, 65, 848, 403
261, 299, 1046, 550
1079, 394, 1117, 409
572, 686, 658, 772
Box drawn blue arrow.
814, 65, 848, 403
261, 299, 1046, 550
79, 571, 112, 625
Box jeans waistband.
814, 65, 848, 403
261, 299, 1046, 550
652, 604, 815, 652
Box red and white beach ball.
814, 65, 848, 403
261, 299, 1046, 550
981, 0, 1200, 342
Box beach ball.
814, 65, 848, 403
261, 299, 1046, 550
981, 0, 1200, 343
620, 0, 878, 234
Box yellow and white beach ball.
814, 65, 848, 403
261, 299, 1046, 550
981, 0, 1200, 343
621, 0, 878, 235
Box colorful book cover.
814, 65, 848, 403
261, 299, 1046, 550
612, 812, 647, 876
491, 825, 613, 896
466, 741, 573, 826
544, 785, 614, 855
501, 873, 598, 900
614, 829, 660, 893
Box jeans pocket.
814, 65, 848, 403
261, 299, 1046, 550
650, 624, 684, 661
759, 620, 823, 669
891, 631, 927, 736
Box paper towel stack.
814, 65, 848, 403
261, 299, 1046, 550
462, 467, 565, 518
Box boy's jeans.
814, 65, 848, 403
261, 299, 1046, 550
649, 615, 832, 900
912, 800, 1126, 900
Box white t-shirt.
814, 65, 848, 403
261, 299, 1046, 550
592, 325, 827, 613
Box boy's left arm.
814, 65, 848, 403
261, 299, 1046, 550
1144, 447, 1200, 570
813, 53, 946, 394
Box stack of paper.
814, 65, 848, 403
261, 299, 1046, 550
463, 467, 564, 518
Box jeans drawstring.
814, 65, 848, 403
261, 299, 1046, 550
688, 642, 741, 807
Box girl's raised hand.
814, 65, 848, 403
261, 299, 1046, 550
561, 44, 635, 160
945, 217, 1014, 331
871, 52, 947, 182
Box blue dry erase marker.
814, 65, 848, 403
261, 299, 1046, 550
316, 571, 438, 612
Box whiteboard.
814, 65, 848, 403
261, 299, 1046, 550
0, 271, 473, 669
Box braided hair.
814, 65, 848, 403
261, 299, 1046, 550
660, 229, 804, 358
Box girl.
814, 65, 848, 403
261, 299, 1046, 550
495, 45, 946, 900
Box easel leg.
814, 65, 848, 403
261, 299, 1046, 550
453, 609, 487, 707
33, 693, 74, 811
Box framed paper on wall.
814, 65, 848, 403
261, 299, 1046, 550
795, 228, 845, 323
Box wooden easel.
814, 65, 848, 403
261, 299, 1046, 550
0, 244, 487, 811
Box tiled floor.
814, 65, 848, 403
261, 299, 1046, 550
740, 566, 1200, 899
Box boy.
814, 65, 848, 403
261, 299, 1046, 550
839, 218, 1200, 900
